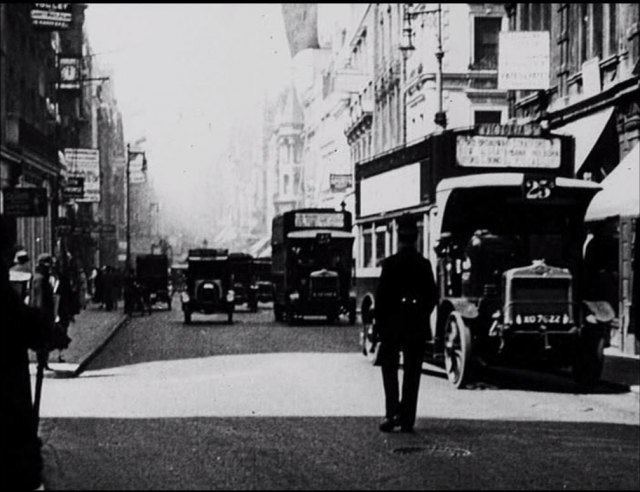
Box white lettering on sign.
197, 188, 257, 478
456, 136, 561, 169
295, 213, 345, 229
64, 148, 100, 202
498, 31, 550, 90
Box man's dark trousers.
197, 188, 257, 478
381, 338, 425, 428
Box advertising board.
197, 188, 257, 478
498, 31, 550, 90
294, 212, 345, 229
456, 136, 561, 169
64, 148, 100, 202
30, 3, 73, 29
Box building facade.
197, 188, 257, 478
0, 3, 63, 260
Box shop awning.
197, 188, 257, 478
554, 107, 615, 174
586, 143, 639, 221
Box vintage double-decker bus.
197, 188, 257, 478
356, 124, 613, 389
271, 208, 356, 324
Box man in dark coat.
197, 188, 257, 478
0, 219, 58, 489
374, 214, 438, 433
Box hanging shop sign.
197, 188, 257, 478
31, 3, 73, 30
58, 57, 82, 91
64, 148, 100, 202
1, 187, 48, 217
329, 174, 353, 192
62, 176, 84, 200
498, 31, 550, 90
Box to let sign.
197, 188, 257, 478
498, 31, 550, 90
31, 4, 73, 29
2, 188, 48, 217
329, 174, 353, 192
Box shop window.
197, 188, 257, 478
473, 17, 502, 70
416, 220, 424, 254
474, 111, 502, 125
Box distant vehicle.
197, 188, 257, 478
271, 208, 356, 324
227, 252, 258, 312
136, 254, 171, 310
181, 248, 235, 324
253, 257, 273, 303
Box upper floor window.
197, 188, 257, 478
474, 111, 502, 125
473, 17, 502, 70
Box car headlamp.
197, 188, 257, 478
289, 291, 300, 301
226, 290, 235, 302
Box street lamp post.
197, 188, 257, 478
125, 143, 147, 273
400, 3, 447, 142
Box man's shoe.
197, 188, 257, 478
379, 416, 401, 432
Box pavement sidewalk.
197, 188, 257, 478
603, 347, 640, 393
29, 303, 128, 378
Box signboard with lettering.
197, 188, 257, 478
64, 148, 100, 202
295, 212, 345, 229
31, 3, 73, 29
498, 31, 550, 90
329, 173, 353, 192
62, 176, 84, 200
456, 135, 561, 169
2, 188, 48, 217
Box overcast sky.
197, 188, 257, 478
85, 4, 291, 223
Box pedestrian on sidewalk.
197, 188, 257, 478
374, 214, 438, 433
0, 218, 66, 489
9, 249, 32, 304
51, 256, 75, 363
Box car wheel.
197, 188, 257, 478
184, 311, 191, 324
444, 311, 474, 389
227, 310, 234, 324
572, 332, 605, 391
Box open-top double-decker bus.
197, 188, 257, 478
356, 123, 613, 389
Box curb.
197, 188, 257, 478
71, 314, 130, 377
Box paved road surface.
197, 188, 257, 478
38, 306, 640, 489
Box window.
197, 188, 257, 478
376, 226, 386, 264
474, 17, 502, 70
363, 227, 373, 267
607, 4, 617, 56
592, 4, 603, 59
474, 111, 502, 125
580, 3, 588, 63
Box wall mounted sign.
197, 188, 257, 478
329, 173, 353, 192
64, 148, 100, 202
31, 3, 73, 29
1, 187, 48, 217
498, 31, 550, 90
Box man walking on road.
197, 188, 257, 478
375, 214, 438, 433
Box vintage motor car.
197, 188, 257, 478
227, 252, 258, 312
252, 257, 273, 303
181, 248, 235, 324
136, 254, 171, 310
430, 174, 613, 389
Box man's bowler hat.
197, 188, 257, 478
397, 214, 418, 238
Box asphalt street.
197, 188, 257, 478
38, 304, 640, 490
